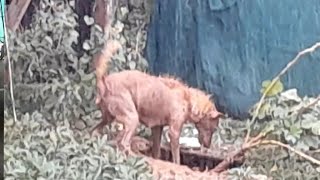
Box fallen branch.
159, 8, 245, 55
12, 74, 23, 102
211, 132, 267, 173
212, 131, 320, 173
110, 131, 320, 174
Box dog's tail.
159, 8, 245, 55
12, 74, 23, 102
95, 40, 121, 81
94, 40, 121, 104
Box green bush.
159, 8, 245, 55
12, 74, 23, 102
4, 111, 152, 179
4, 0, 320, 179
4, 0, 153, 179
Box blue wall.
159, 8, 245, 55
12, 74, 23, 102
146, 0, 320, 118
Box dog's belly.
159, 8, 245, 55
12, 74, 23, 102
139, 116, 167, 128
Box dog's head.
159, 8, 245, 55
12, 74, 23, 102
195, 109, 224, 148
187, 88, 224, 148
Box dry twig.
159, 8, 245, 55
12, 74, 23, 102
4, 17, 17, 123
259, 140, 320, 165
213, 124, 320, 172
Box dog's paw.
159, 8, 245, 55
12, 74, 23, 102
90, 130, 101, 138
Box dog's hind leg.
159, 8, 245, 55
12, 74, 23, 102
90, 109, 112, 137
117, 112, 139, 155
106, 95, 140, 155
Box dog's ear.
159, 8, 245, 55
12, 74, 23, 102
190, 105, 203, 122
209, 110, 224, 119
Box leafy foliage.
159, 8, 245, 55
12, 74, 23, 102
5, 0, 150, 126
6, 0, 98, 125
4, 0, 154, 179
226, 89, 320, 180
3, 0, 320, 179
249, 88, 320, 150
4, 111, 152, 180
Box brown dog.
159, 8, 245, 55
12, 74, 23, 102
157, 76, 223, 152
91, 41, 223, 164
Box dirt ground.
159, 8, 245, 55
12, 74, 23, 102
125, 136, 240, 180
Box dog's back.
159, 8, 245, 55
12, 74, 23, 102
101, 70, 188, 127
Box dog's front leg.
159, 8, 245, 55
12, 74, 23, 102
168, 122, 183, 164
151, 125, 164, 159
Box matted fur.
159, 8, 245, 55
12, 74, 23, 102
92, 41, 222, 164
158, 75, 221, 120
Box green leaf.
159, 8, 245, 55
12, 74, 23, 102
289, 125, 303, 138
258, 103, 270, 119
260, 79, 284, 97
133, 157, 146, 168
262, 122, 277, 134
300, 114, 319, 129
297, 135, 320, 150
262, 80, 272, 88
284, 129, 298, 144
311, 122, 320, 135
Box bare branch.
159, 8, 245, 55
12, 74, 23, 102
259, 140, 320, 166
213, 130, 320, 173
4, 22, 17, 123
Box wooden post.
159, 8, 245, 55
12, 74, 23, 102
6, 0, 31, 31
